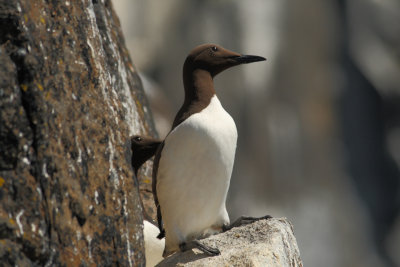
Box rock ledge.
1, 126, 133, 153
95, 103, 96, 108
157, 217, 303, 267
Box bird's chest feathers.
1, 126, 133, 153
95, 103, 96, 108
180, 96, 237, 154
165, 96, 237, 168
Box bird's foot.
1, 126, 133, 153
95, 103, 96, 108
222, 215, 272, 231
179, 240, 220, 256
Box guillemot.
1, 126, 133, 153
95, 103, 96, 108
152, 43, 267, 257
131, 135, 161, 223
131, 136, 165, 266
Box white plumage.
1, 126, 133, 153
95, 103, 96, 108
157, 95, 237, 255
143, 220, 165, 266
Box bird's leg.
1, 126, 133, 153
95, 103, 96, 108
179, 240, 220, 256
222, 215, 272, 232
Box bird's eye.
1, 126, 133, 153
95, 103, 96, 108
134, 136, 142, 142
211, 46, 218, 52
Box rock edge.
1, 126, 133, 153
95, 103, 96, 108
157, 217, 303, 267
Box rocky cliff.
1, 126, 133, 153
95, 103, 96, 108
0, 0, 155, 266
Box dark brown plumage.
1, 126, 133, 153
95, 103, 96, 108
131, 135, 161, 176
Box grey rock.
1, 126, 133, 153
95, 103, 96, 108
157, 218, 303, 267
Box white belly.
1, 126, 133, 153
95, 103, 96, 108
157, 95, 237, 254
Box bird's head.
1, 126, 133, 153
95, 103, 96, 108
131, 135, 161, 175
184, 43, 266, 77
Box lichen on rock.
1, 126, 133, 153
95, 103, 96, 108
0, 1, 155, 266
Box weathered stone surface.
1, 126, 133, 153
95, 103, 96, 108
157, 218, 303, 267
0, 0, 156, 266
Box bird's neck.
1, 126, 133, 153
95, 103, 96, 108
171, 67, 216, 129
183, 68, 215, 105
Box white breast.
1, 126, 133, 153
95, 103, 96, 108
157, 95, 237, 254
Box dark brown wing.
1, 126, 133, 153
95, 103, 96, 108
152, 141, 166, 239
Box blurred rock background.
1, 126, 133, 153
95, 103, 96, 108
113, 1, 400, 266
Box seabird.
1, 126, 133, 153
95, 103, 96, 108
152, 43, 267, 257
131, 135, 164, 266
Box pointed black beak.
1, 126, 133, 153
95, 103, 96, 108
233, 55, 266, 64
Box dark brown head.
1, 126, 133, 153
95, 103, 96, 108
184, 43, 266, 77
131, 135, 162, 175
173, 44, 266, 129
